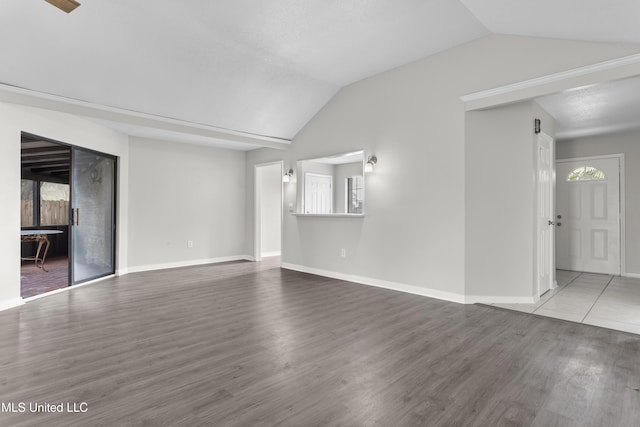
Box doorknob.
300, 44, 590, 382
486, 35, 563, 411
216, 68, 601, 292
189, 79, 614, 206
548, 220, 555, 226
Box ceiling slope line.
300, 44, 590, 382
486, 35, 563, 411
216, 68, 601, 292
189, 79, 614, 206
0, 83, 292, 150
460, 52, 640, 111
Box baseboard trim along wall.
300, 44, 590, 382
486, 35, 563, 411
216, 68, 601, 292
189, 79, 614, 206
465, 295, 537, 304
0, 298, 25, 312
261, 251, 282, 258
127, 255, 254, 274
282, 262, 467, 304
623, 272, 640, 279
281, 263, 537, 305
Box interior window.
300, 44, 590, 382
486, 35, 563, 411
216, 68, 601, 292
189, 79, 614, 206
567, 166, 606, 182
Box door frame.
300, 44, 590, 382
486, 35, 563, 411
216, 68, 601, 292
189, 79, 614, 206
20, 132, 118, 289
70, 145, 118, 285
556, 153, 625, 276
254, 161, 284, 262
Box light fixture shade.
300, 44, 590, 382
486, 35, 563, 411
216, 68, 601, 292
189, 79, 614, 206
45, 0, 81, 13
283, 168, 294, 182
365, 155, 377, 173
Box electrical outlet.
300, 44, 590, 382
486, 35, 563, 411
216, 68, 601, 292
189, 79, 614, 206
340, 248, 346, 258
188, 240, 193, 248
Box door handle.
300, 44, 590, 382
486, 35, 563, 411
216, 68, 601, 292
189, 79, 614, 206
74, 208, 80, 226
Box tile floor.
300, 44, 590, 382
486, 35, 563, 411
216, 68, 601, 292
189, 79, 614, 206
494, 270, 640, 335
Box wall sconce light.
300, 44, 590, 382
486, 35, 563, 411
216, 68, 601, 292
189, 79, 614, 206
364, 156, 377, 173
283, 168, 294, 182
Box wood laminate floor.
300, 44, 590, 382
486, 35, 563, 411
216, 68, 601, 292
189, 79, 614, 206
1, 258, 640, 426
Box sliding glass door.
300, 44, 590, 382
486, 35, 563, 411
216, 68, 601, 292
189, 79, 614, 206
71, 148, 116, 283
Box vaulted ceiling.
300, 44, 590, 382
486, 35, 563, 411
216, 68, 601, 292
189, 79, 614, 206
1, 1, 640, 149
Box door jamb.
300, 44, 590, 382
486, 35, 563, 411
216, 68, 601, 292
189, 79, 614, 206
254, 161, 284, 262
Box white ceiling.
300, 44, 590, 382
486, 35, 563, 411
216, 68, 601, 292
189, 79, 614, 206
536, 76, 640, 140
1, 1, 640, 149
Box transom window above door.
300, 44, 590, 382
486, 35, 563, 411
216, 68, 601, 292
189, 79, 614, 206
566, 166, 606, 182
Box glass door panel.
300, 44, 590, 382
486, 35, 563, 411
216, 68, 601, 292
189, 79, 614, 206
71, 148, 116, 283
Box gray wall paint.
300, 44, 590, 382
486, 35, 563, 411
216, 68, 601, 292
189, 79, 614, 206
258, 163, 282, 256
128, 137, 246, 269
334, 162, 363, 214
557, 129, 640, 274
245, 34, 638, 301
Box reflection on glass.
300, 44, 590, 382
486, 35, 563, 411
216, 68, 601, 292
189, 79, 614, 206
72, 150, 115, 283
21, 179, 35, 226
297, 150, 364, 214
347, 176, 364, 214
40, 182, 70, 226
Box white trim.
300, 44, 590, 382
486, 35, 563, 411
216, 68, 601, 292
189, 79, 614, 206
0, 298, 25, 312
261, 251, 281, 258
254, 161, 284, 262
23, 275, 115, 302
281, 262, 466, 304
292, 213, 365, 218
622, 272, 640, 279
460, 53, 640, 111
0, 83, 290, 149
281, 263, 537, 305
557, 154, 626, 276
127, 255, 252, 274
465, 295, 537, 304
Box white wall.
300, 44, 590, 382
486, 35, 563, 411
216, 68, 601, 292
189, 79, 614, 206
465, 101, 556, 300
127, 137, 246, 271
0, 103, 129, 309
258, 163, 282, 257
245, 34, 640, 303
557, 129, 640, 275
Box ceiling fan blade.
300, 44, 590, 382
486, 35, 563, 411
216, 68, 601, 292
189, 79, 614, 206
45, 0, 81, 13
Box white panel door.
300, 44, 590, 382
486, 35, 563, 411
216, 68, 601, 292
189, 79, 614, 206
535, 133, 555, 295
304, 173, 332, 214
556, 157, 620, 274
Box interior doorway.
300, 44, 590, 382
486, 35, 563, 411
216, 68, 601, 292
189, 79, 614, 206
20, 133, 117, 298
254, 162, 283, 262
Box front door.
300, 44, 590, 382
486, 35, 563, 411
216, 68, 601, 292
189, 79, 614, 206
71, 148, 116, 283
556, 157, 620, 275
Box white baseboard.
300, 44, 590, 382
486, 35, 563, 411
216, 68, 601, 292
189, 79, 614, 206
465, 295, 537, 304
261, 251, 281, 258
281, 263, 538, 305
622, 272, 640, 279
23, 274, 115, 302
127, 255, 253, 274
281, 262, 467, 304
0, 298, 25, 312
